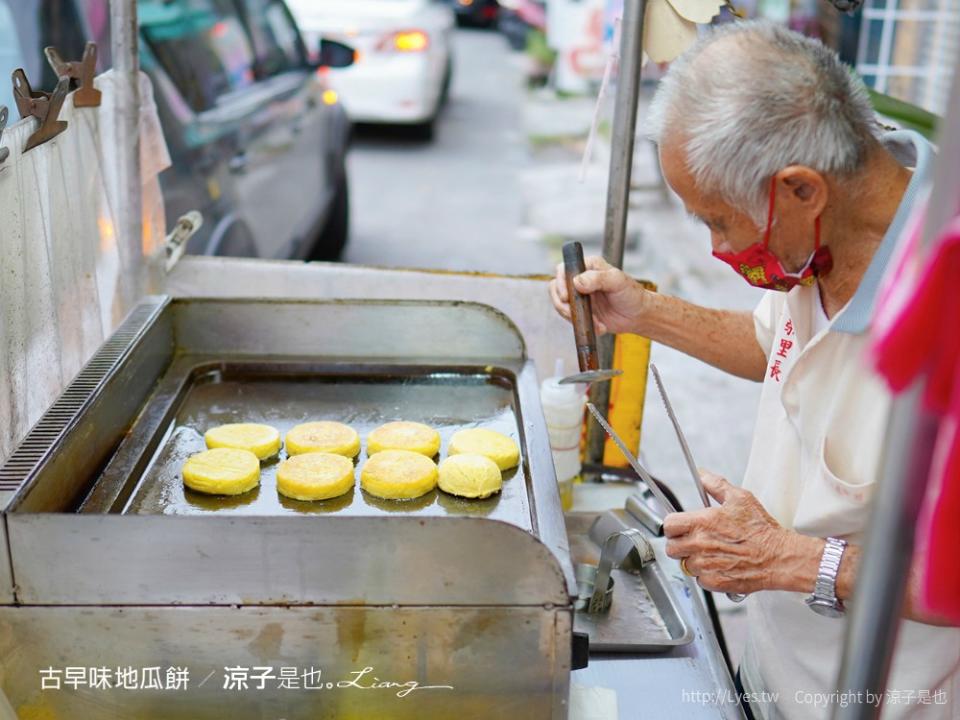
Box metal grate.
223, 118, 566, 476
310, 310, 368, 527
0, 302, 162, 493
856, 0, 960, 115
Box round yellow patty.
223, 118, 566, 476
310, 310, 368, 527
438, 454, 503, 499
448, 428, 520, 470
286, 421, 360, 458
204, 423, 281, 459
360, 450, 438, 500
276, 452, 355, 501
183, 448, 260, 496
367, 421, 441, 457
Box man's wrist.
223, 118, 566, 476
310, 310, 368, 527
772, 533, 826, 593
636, 286, 666, 338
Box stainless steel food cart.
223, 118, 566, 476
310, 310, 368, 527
0, 292, 741, 719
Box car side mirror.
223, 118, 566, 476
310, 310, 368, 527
318, 39, 356, 69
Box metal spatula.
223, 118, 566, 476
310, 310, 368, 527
559, 242, 622, 386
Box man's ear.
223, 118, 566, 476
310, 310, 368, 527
777, 166, 828, 214
792, 181, 816, 201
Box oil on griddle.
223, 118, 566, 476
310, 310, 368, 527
123, 370, 533, 530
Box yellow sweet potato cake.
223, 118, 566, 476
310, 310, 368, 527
360, 449, 438, 500
286, 421, 361, 458
447, 428, 520, 471
182, 448, 260, 496
204, 423, 281, 460
367, 421, 441, 457
438, 453, 503, 499
276, 452, 355, 501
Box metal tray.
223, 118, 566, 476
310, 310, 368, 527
566, 512, 693, 652
88, 361, 531, 529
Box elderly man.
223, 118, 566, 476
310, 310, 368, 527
550, 21, 959, 720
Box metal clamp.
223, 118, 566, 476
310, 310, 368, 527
11, 69, 69, 152
45, 42, 101, 108
0, 106, 9, 166
164, 211, 204, 272
587, 528, 655, 614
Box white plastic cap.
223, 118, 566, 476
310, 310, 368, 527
540, 376, 583, 406
541, 358, 587, 421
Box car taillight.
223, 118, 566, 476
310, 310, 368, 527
377, 30, 429, 53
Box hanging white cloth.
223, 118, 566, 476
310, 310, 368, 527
0, 70, 170, 463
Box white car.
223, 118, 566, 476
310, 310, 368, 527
290, 0, 455, 138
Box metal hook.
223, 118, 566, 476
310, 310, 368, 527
0, 106, 9, 165
11, 69, 69, 152
45, 42, 101, 108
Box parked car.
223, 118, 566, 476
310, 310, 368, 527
0, 0, 354, 260
448, 0, 500, 28
289, 0, 454, 140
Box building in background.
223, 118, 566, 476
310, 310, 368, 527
856, 0, 959, 115
533, 0, 958, 121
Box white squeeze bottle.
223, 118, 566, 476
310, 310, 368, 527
540, 359, 586, 511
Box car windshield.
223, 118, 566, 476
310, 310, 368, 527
139, 0, 257, 113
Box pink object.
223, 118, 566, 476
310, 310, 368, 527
517, 1, 547, 31
871, 214, 960, 623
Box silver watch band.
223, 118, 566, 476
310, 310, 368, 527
810, 536, 847, 612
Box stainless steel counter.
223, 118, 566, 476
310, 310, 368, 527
570, 483, 745, 720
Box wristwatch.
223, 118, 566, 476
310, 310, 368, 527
805, 537, 847, 618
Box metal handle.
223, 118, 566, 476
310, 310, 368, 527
563, 241, 599, 373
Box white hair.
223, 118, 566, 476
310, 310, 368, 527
647, 21, 881, 225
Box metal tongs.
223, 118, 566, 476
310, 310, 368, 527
585, 402, 677, 516
650, 364, 746, 603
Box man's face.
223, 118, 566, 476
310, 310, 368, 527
658, 140, 816, 274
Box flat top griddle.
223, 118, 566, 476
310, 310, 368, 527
5, 298, 574, 607
121, 367, 530, 529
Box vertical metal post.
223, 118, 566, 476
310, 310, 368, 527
833, 49, 960, 720
110, 0, 143, 303
832, 392, 937, 719
586, 0, 647, 471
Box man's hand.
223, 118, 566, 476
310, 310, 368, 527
663, 471, 815, 595
548, 255, 652, 335
547, 256, 768, 381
